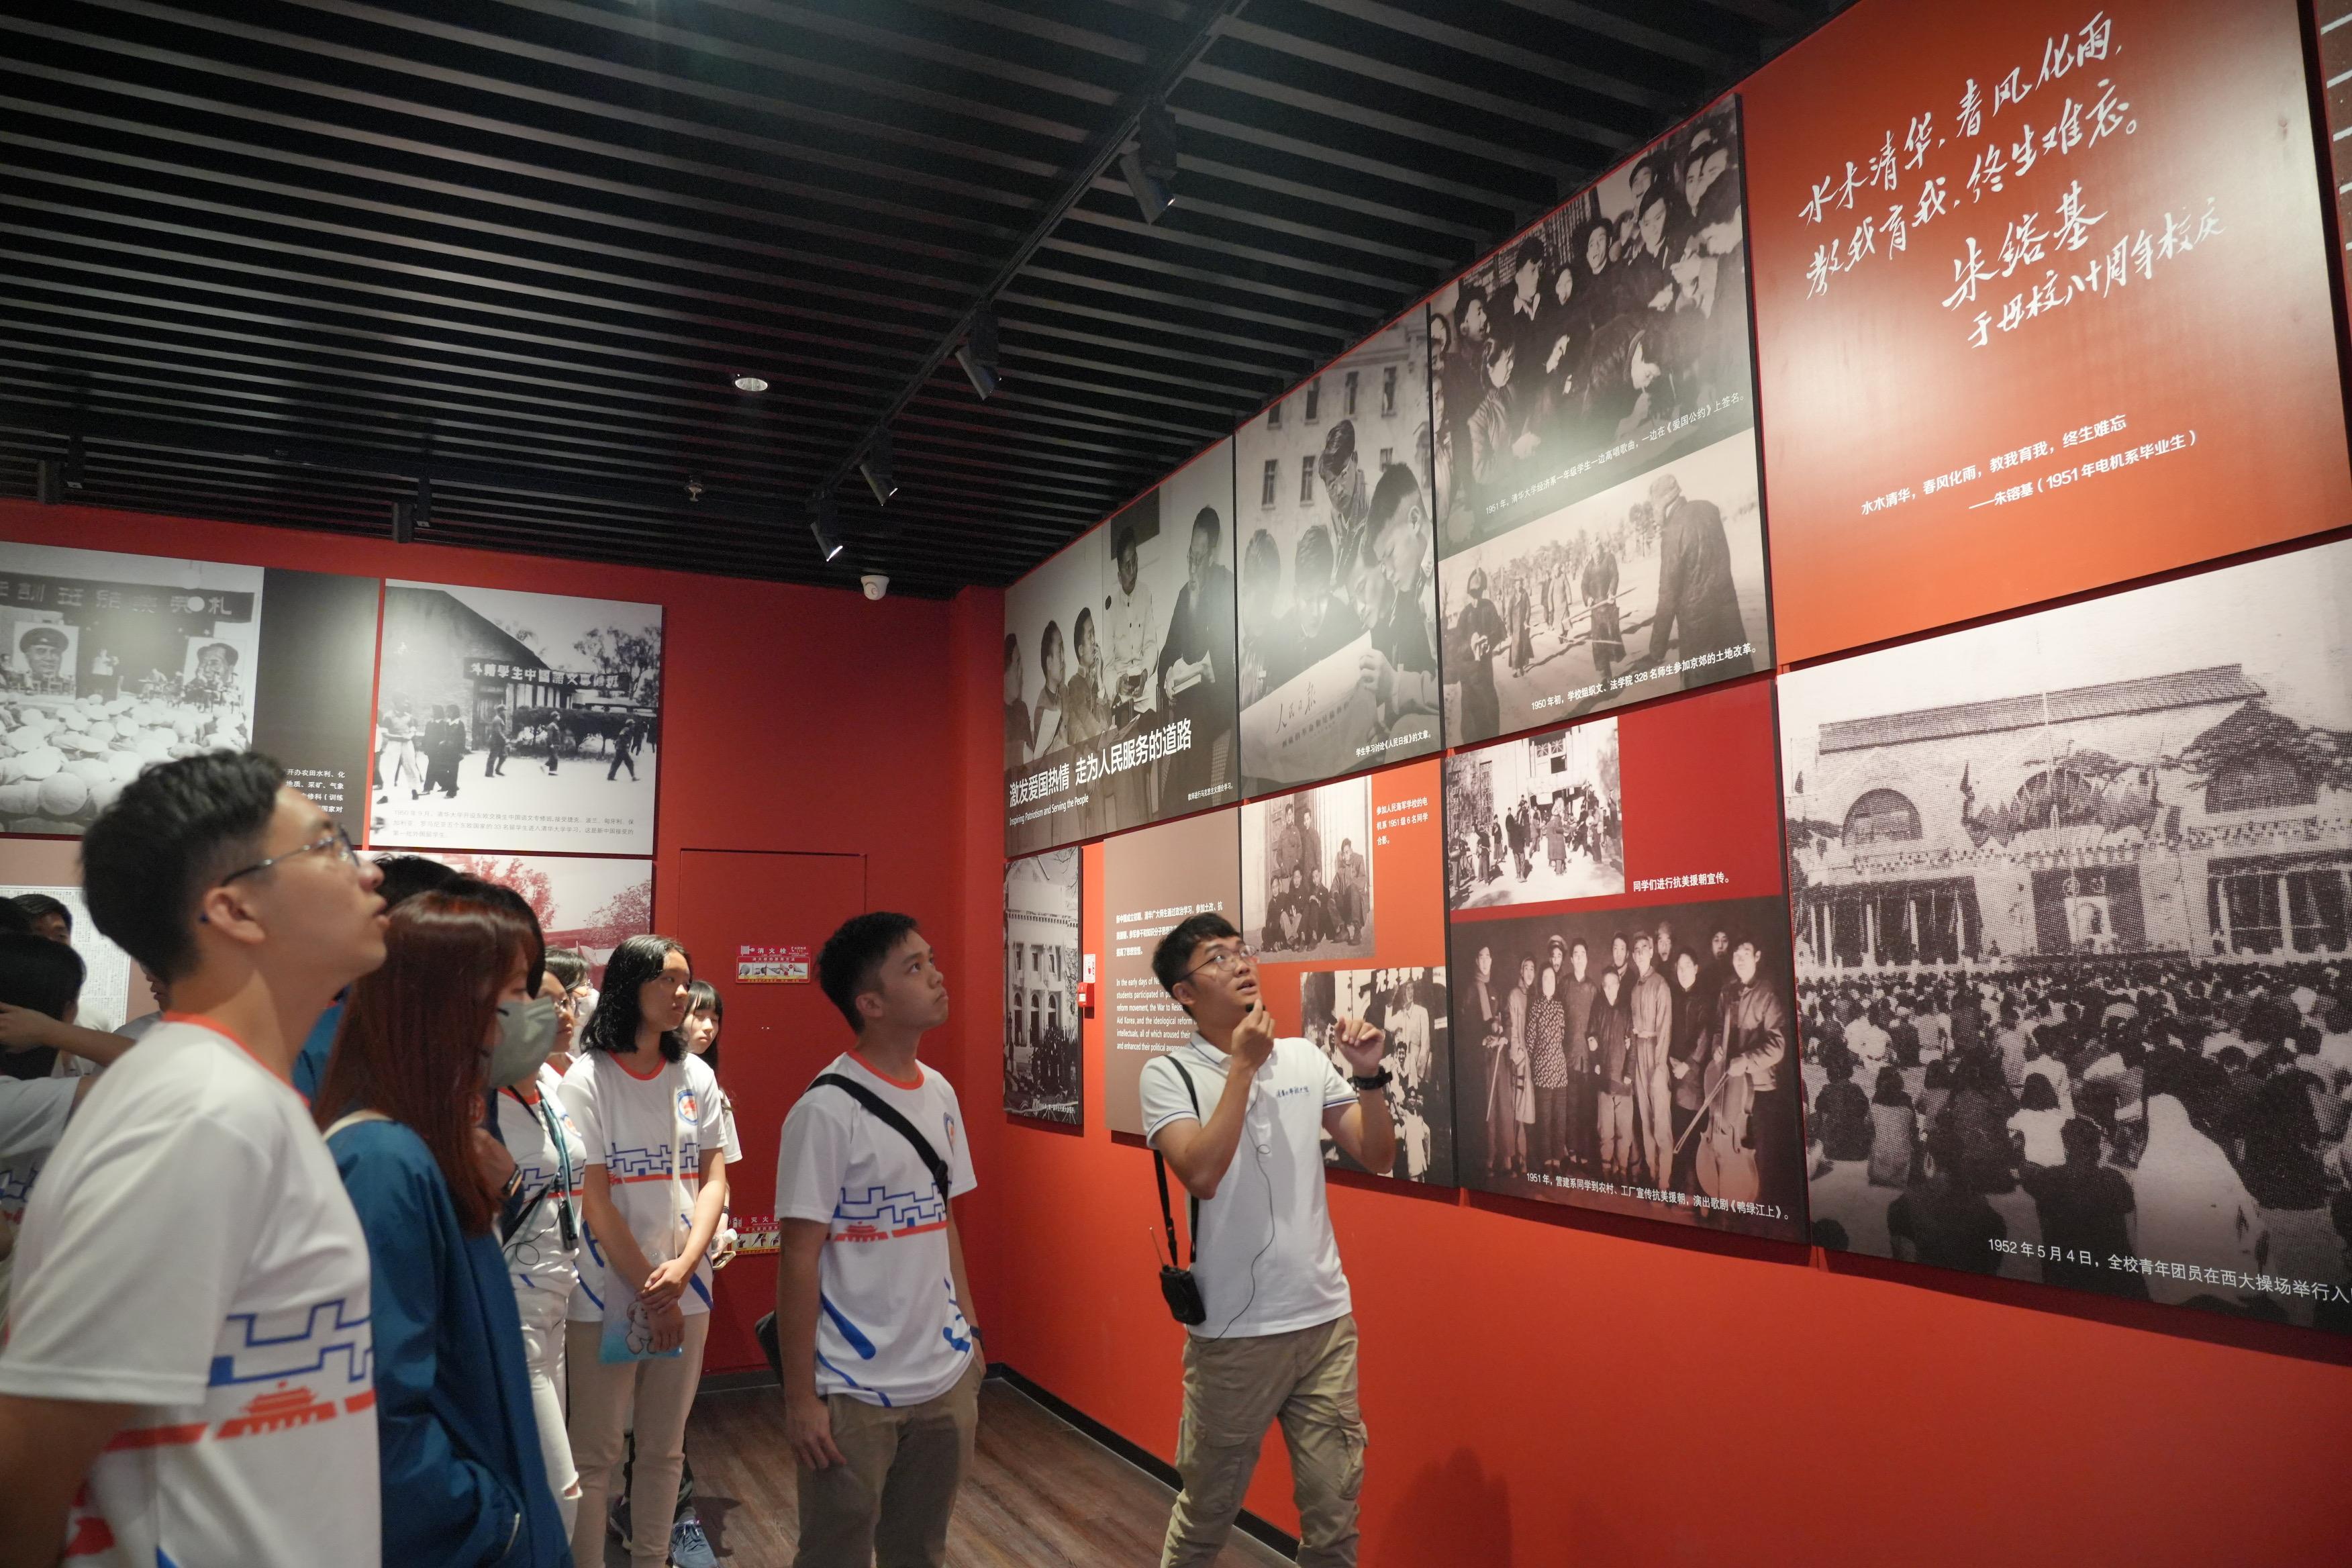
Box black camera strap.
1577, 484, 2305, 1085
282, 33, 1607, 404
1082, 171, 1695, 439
753, 1070, 956, 1382
1153, 1057, 1200, 1268
810, 1073, 952, 1205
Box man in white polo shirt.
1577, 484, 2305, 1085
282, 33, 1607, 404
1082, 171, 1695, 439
1142, 913, 1393, 1568
0, 750, 388, 1568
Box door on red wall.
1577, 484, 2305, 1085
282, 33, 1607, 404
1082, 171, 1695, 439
674, 848, 866, 1375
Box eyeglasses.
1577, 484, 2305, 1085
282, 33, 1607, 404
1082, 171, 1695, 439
1179, 944, 1257, 983
217, 824, 360, 887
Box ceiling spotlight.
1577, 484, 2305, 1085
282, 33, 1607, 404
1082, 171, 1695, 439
1122, 102, 1179, 224
1119, 146, 1173, 224
391, 477, 432, 542
857, 428, 897, 507
954, 306, 999, 400
732, 374, 769, 393
36, 434, 86, 504
808, 494, 844, 562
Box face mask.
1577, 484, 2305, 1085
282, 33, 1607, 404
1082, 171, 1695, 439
487, 997, 560, 1089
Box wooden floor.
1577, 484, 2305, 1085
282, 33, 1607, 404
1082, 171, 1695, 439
603, 1378, 1290, 1567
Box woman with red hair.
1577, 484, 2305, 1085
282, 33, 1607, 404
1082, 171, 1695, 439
316, 888, 571, 1568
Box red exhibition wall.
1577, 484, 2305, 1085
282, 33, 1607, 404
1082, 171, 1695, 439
7, 495, 2351, 1563
944, 612, 2352, 1566
0, 497, 984, 1374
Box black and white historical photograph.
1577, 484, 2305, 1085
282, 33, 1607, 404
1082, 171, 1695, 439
1243, 777, 1375, 962
0, 543, 262, 834
1780, 540, 2352, 1327
1444, 719, 1624, 910
1004, 848, 1082, 1126
373, 581, 663, 855
1234, 311, 1442, 794
1005, 444, 1241, 853
1430, 99, 1755, 553
1004, 528, 1108, 854
1125, 443, 1240, 824
1439, 426, 1767, 748
1304, 966, 1454, 1185
1448, 895, 1805, 1241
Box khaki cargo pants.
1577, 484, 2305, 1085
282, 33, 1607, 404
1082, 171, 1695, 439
1161, 1314, 1367, 1568
795, 1352, 983, 1568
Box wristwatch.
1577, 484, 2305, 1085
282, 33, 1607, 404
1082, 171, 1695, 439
1349, 1066, 1393, 1092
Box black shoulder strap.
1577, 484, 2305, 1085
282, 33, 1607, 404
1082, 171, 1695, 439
479, 1087, 537, 1242
1152, 1057, 1202, 1268
812, 1073, 951, 1204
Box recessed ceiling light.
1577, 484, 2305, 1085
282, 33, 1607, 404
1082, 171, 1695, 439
733, 374, 769, 393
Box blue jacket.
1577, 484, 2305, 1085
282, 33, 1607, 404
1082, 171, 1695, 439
329, 1118, 573, 1568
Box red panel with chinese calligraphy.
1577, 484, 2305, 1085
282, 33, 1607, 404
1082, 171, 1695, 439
1746, 0, 2352, 663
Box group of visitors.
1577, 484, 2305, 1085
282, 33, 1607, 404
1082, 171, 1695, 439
0, 750, 995, 1568
1804, 961, 2352, 1330
0, 743, 1400, 1568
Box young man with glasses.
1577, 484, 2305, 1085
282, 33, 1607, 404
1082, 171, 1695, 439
1142, 913, 1393, 1568
0, 751, 389, 1568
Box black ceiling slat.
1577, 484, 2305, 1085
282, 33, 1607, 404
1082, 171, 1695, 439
801, 0, 1255, 502
1168, 95, 1538, 219
1016, 260, 1365, 345
475, 0, 1136, 114
0, 0, 1847, 595
58, 0, 1095, 182
2, 346, 865, 479
893, 0, 1159, 62
1, 120, 1004, 293
1050, 193, 1432, 297
1497, 0, 1746, 74
1073, 184, 1457, 276
1171, 144, 1500, 244
1033, 228, 1398, 321
0, 21, 1060, 219
1293, 0, 1683, 115
1208, 26, 1629, 171
2, 203, 953, 373
0, 73, 1034, 248
1000, 278, 1332, 362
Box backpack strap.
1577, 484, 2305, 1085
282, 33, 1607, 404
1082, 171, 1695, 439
1152, 1057, 1202, 1269
812, 1073, 951, 1206
322, 1108, 392, 1141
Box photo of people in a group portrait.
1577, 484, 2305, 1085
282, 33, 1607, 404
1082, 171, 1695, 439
1443, 677, 1806, 1242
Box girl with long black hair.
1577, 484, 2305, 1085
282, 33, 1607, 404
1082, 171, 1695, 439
558, 934, 727, 1568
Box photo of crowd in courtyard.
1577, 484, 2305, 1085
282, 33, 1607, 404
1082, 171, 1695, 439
1783, 542, 2352, 1330
1444, 718, 1624, 910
